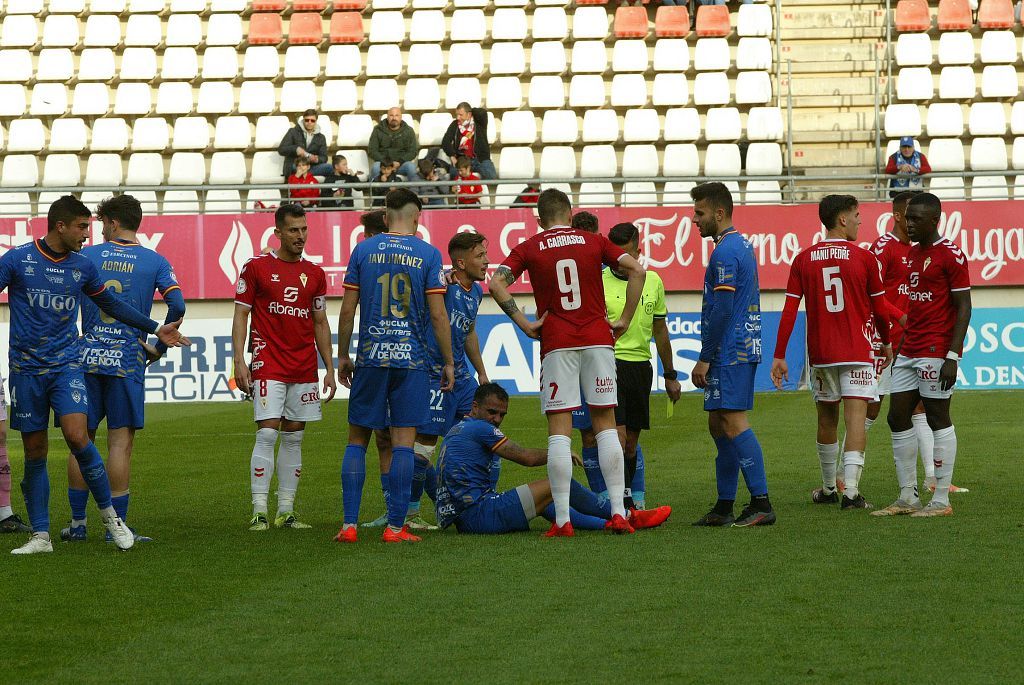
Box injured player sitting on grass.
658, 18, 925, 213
434, 383, 671, 536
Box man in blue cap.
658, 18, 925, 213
885, 136, 931, 198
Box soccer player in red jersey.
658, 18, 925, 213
489, 189, 646, 537
771, 195, 893, 509
880, 192, 972, 517
232, 204, 337, 531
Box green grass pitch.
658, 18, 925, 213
3, 390, 1020, 683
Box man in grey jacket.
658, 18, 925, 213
277, 109, 332, 179
369, 107, 420, 181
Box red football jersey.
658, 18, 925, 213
784, 239, 887, 366
234, 252, 328, 383
902, 238, 971, 358
501, 226, 627, 357
871, 231, 912, 343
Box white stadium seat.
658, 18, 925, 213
84, 15, 121, 48
569, 75, 605, 108
705, 107, 742, 141
570, 40, 607, 74
491, 42, 526, 75
362, 79, 400, 112
168, 152, 207, 185
279, 81, 318, 113
336, 114, 374, 148
0, 192, 33, 216
209, 152, 247, 184
79, 49, 115, 82
167, 14, 203, 46
404, 78, 441, 111
446, 77, 482, 110
927, 102, 965, 137
91, 118, 130, 152
927, 138, 966, 171
372, 0, 408, 8
972, 176, 1008, 200
417, 112, 452, 146
500, 111, 538, 144
694, 39, 730, 71
737, 37, 772, 71
582, 110, 619, 143
969, 103, 1007, 136
539, 146, 577, 179
622, 109, 660, 143
491, 9, 527, 41
897, 67, 934, 101
126, 153, 165, 185
746, 106, 784, 141
322, 80, 358, 112
72, 83, 110, 116
285, 46, 321, 79
448, 43, 484, 76
42, 154, 82, 187
114, 83, 152, 115
529, 76, 565, 109
1, 16, 38, 48
50, 119, 88, 152
84, 154, 123, 186
745, 180, 783, 204
531, 42, 567, 75
42, 15, 80, 48
30, 83, 68, 116
172, 0, 207, 11
132, 118, 170, 151
541, 110, 579, 144
125, 14, 162, 47
369, 12, 406, 43
172, 117, 211, 150
970, 138, 1008, 171
407, 44, 444, 77
203, 47, 240, 80
1, 155, 39, 187
326, 45, 361, 78
162, 47, 199, 80
663, 181, 696, 205
163, 191, 201, 215
206, 189, 243, 214
982, 65, 1018, 98
254, 116, 291, 149
577, 182, 615, 207
497, 146, 535, 179
694, 72, 729, 106
611, 74, 647, 107
366, 44, 401, 77
895, 33, 932, 66
663, 143, 700, 176
451, 9, 487, 42
937, 32, 973, 65
1012, 102, 1024, 134
738, 3, 772, 37
884, 104, 923, 138
36, 50, 74, 82
121, 48, 159, 81
928, 177, 965, 200
7, 119, 46, 152
612, 40, 649, 73
746, 142, 783, 175
244, 46, 281, 79
53, 0, 88, 11
486, 76, 523, 110
622, 144, 658, 177
573, 7, 609, 40
532, 8, 568, 40
0, 50, 32, 83
663, 108, 701, 142
654, 39, 689, 72
736, 71, 772, 104
156, 81, 194, 114
980, 31, 1017, 64
580, 145, 617, 177
939, 66, 976, 100
207, 14, 243, 46
704, 143, 742, 177
621, 182, 657, 207
1012, 138, 1024, 170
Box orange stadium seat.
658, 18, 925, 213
293, 0, 327, 9
248, 13, 283, 44
575, 0, 608, 5
938, 0, 973, 30
978, 0, 1015, 29
696, 4, 730, 37
655, 6, 690, 38
289, 13, 323, 44
333, 0, 367, 9
894, 0, 931, 31
614, 7, 648, 39
330, 12, 363, 43
251, 0, 286, 10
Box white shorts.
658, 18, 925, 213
252, 379, 322, 422
875, 364, 892, 398
890, 355, 954, 400
810, 364, 878, 403
540, 347, 616, 414
0, 374, 6, 415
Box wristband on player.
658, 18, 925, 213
663, 370, 678, 381
945, 351, 960, 362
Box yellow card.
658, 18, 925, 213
666, 395, 675, 419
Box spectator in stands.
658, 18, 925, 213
453, 156, 483, 208
287, 158, 321, 207
441, 102, 497, 181
370, 158, 400, 207
571, 211, 600, 234
369, 107, 420, 182
511, 184, 541, 209
278, 109, 332, 179
885, 136, 931, 198
321, 154, 364, 209
415, 159, 448, 207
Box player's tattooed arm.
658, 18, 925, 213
497, 296, 520, 317
494, 439, 547, 467
493, 265, 517, 287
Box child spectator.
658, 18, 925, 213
453, 156, 483, 208
321, 154, 364, 209
416, 158, 448, 207
287, 158, 320, 207
370, 158, 399, 207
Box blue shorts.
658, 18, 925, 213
571, 403, 592, 431
703, 363, 757, 412
10, 368, 89, 433
454, 489, 530, 534
418, 374, 457, 437
86, 373, 145, 431
348, 366, 429, 429
452, 376, 478, 418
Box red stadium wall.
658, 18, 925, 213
0, 201, 1021, 299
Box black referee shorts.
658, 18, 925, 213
614, 359, 653, 432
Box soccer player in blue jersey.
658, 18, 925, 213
688, 183, 775, 528
435, 383, 671, 534
2, 196, 189, 555
335, 189, 454, 544
59, 194, 186, 543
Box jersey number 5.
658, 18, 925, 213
555, 259, 581, 311
822, 267, 845, 313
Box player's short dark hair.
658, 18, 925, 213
362, 210, 386, 236
275, 203, 305, 229
892, 190, 920, 213
818, 194, 859, 230
47, 195, 91, 232
537, 188, 572, 225
689, 182, 733, 216
907, 191, 941, 218
448, 231, 486, 259
474, 382, 509, 405
332, 154, 347, 166
95, 194, 143, 232
571, 211, 599, 234
385, 187, 422, 211
608, 222, 639, 247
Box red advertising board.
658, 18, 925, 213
1, 200, 1022, 298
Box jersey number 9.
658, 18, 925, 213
555, 259, 581, 311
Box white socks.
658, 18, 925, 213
842, 451, 865, 498
595, 429, 626, 518
276, 430, 304, 514
815, 442, 839, 492
891, 428, 920, 503
250, 427, 278, 514
912, 413, 935, 481
931, 426, 957, 506
0, 505, 12, 520
547, 435, 573, 526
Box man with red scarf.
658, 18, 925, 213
441, 103, 498, 181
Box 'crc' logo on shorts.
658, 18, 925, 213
300, 391, 320, 404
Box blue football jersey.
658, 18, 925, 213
0, 240, 108, 373
701, 229, 763, 366
79, 239, 181, 383
434, 418, 507, 529
343, 233, 446, 371
425, 280, 483, 379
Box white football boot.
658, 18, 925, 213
11, 533, 54, 555
102, 514, 135, 550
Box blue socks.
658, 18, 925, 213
569, 479, 611, 519
341, 444, 367, 525
632, 445, 646, 503
541, 503, 607, 531
22, 458, 50, 533
410, 455, 428, 506
424, 463, 438, 502
69, 487, 89, 521
380, 472, 390, 512
714, 434, 739, 501
732, 429, 769, 497
581, 446, 605, 494
112, 493, 129, 522
387, 446, 414, 529
72, 442, 113, 510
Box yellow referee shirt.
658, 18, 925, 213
602, 267, 668, 362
